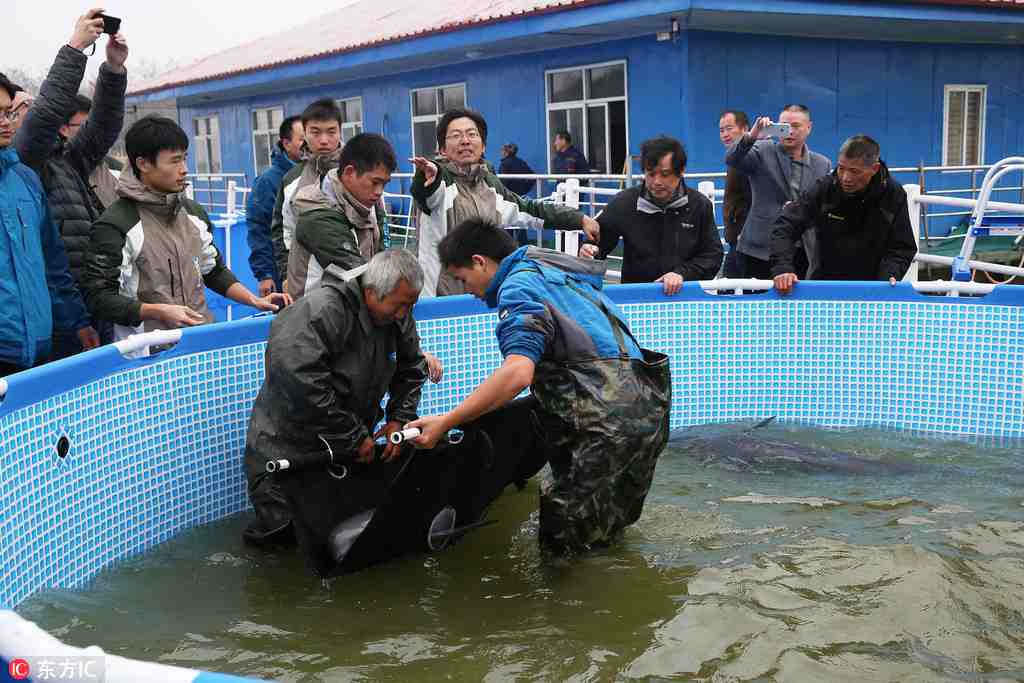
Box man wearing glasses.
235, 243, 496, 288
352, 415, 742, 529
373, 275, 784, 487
410, 107, 600, 297
14, 8, 129, 357
6, 90, 33, 134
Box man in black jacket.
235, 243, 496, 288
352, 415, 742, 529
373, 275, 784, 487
14, 8, 128, 356
720, 110, 751, 277
771, 135, 918, 294
581, 136, 723, 294
498, 143, 535, 196
243, 249, 427, 547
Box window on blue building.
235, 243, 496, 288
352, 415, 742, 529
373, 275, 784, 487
943, 85, 986, 167
252, 107, 284, 176
546, 61, 628, 175
193, 116, 222, 175
410, 83, 467, 158
337, 97, 363, 144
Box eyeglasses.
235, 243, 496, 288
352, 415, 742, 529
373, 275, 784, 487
0, 108, 23, 124
445, 130, 481, 143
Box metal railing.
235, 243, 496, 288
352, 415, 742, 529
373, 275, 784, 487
191, 161, 1024, 296
185, 173, 249, 212
904, 156, 1024, 293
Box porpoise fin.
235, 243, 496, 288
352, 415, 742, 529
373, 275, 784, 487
745, 416, 777, 433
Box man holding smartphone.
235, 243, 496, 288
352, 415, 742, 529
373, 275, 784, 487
725, 104, 830, 280
13, 7, 129, 357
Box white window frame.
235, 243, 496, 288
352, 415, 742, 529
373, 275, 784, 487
336, 96, 364, 144
942, 84, 986, 167
410, 82, 467, 158
544, 59, 629, 175
251, 106, 284, 176
193, 115, 222, 175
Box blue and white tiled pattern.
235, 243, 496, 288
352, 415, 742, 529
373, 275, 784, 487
2, 295, 1023, 608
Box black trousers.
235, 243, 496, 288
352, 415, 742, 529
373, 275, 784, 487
739, 253, 773, 279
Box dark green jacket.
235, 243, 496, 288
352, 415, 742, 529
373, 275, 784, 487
270, 149, 343, 280
286, 170, 389, 299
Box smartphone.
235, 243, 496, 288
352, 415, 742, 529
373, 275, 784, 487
97, 13, 121, 35
763, 122, 792, 139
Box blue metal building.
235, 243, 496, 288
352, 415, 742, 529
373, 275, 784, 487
126, 0, 1024, 183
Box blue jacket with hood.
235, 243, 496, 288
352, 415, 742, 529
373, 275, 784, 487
485, 246, 641, 365
247, 147, 295, 283
0, 147, 90, 368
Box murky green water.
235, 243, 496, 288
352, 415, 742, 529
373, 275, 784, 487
17, 423, 1024, 681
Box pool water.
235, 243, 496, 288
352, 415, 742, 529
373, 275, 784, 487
17, 423, 1024, 681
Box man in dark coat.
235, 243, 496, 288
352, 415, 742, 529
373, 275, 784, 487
581, 136, 723, 294
243, 249, 428, 546
771, 135, 918, 293
719, 110, 751, 278
247, 115, 303, 296
498, 143, 535, 196
552, 131, 591, 175
14, 8, 128, 355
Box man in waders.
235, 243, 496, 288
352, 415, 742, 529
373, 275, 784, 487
406, 218, 671, 555
243, 249, 428, 550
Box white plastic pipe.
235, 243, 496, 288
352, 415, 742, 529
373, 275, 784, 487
910, 280, 996, 295
112, 329, 183, 358
697, 180, 716, 204
915, 194, 1024, 213
903, 184, 922, 282
390, 427, 465, 445
915, 252, 1024, 279
390, 427, 421, 444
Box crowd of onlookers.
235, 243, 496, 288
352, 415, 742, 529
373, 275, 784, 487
0, 8, 918, 379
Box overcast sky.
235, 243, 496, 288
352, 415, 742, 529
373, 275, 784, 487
6, 1, 346, 84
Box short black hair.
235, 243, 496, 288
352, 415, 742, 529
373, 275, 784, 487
555, 130, 571, 145
438, 217, 516, 269
839, 135, 881, 166
301, 98, 343, 127
339, 132, 397, 174
436, 108, 488, 150
125, 115, 189, 176
66, 94, 92, 124
782, 103, 811, 119
720, 109, 749, 129
278, 115, 302, 142
640, 136, 687, 175
0, 73, 18, 100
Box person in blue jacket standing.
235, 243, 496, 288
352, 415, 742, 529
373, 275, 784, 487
247, 115, 304, 296
0, 73, 92, 376
405, 218, 671, 556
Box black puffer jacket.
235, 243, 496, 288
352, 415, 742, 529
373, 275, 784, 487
770, 162, 918, 281
14, 45, 127, 285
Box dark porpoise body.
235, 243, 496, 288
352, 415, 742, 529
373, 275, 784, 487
669, 418, 923, 476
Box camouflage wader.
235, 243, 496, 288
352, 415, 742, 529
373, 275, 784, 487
532, 286, 671, 555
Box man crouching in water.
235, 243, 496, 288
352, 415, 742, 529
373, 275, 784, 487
244, 249, 427, 545
406, 219, 671, 556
